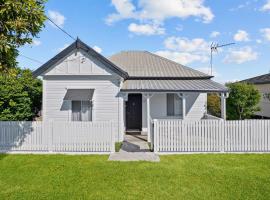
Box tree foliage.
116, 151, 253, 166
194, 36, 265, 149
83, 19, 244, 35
0, 0, 46, 73
0, 68, 42, 120
226, 82, 261, 120
207, 93, 221, 117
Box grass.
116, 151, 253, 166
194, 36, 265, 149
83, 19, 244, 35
115, 142, 122, 152
0, 154, 270, 200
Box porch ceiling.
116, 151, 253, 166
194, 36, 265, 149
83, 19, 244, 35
121, 79, 228, 93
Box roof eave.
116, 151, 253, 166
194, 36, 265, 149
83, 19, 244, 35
120, 89, 229, 93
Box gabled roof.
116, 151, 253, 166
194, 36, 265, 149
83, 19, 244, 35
109, 51, 212, 79
242, 73, 270, 84
33, 39, 129, 78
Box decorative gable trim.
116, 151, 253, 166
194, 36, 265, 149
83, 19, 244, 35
33, 39, 129, 79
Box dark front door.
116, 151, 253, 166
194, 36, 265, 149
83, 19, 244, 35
126, 94, 142, 131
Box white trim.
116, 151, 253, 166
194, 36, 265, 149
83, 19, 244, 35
157, 152, 270, 155
0, 151, 110, 155
220, 93, 226, 120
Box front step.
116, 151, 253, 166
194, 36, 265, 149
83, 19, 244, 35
108, 152, 160, 162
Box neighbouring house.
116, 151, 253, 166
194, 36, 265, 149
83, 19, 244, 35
33, 39, 228, 141
242, 73, 270, 119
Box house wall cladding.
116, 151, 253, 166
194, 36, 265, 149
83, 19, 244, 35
255, 83, 270, 118
42, 50, 125, 141
0, 121, 115, 153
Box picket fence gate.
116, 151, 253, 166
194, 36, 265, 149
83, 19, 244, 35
0, 121, 115, 153
153, 119, 270, 153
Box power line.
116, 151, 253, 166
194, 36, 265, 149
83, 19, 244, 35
47, 17, 76, 41
19, 54, 43, 64
19, 17, 76, 66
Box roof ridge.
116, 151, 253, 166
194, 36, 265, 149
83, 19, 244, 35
146, 51, 212, 78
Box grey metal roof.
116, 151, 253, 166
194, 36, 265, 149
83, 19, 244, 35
33, 39, 129, 79
109, 51, 211, 78
121, 79, 228, 93
242, 73, 270, 84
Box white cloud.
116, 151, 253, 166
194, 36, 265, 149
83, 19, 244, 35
106, 0, 136, 24
155, 36, 210, 65
32, 40, 41, 46
256, 39, 262, 44
230, 1, 252, 11
106, 0, 214, 25
93, 45, 102, 53
128, 23, 165, 35
48, 10, 66, 28
233, 30, 250, 42
261, 0, 270, 11
164, 36, 209, 53
155, 50, 208, 65
260, 28, 270, 41
58, 43, 70, 52
224, 47, 258, 64
210, 31, 220, 38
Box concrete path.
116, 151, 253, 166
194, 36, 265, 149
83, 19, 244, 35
109, 135, 160, 162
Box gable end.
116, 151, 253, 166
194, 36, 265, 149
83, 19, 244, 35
33, 39, 129, 79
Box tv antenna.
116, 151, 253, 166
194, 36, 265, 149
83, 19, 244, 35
210, 42, 235, 76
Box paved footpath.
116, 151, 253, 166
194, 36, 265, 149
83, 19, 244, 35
109, 135, 160, 162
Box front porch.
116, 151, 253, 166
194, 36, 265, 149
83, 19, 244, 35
122, 91, 229, 143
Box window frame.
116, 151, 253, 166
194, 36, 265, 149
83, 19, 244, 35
166, 93, 183, 117
71, 100, 92, 121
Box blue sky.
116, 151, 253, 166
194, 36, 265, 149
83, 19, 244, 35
18, 0, 270, 83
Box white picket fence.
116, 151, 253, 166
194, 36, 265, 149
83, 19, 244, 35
153, 119, 270, 153
0, 121, 115, 153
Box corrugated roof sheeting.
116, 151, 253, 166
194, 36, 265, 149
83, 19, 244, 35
121, 79, 228, 92
242, 73, 270, 84
109, 51, 211, 78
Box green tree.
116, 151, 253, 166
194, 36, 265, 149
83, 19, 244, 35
226, 82, 261, 120
0, 68, 42, 120
0, 0, 46, 73
207, 93, 221, 117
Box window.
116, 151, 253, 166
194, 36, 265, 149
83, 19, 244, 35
72, 101, 92, 121
167, 94, 182, 116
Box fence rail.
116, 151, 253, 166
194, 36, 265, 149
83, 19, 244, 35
153, 120, 270, 153
0, 121, 115, 153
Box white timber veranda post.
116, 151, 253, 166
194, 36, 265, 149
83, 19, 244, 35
143, 93, 153, 143
182, 94, 186, 120
221, 93, 227, 120
147, 95, 151, 142
177, 93, 187, 120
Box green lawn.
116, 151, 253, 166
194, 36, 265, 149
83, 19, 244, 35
0, 154, 270, 200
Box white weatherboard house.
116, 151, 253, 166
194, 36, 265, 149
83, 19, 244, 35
34, 39, 228, 142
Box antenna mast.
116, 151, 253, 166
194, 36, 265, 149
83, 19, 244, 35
210, 42, 235, 76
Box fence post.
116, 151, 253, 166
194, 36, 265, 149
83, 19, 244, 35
110, 121, 115, 153
221, 120, 225, 152
153, 119, 158, 153
48, 120, 53, 152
